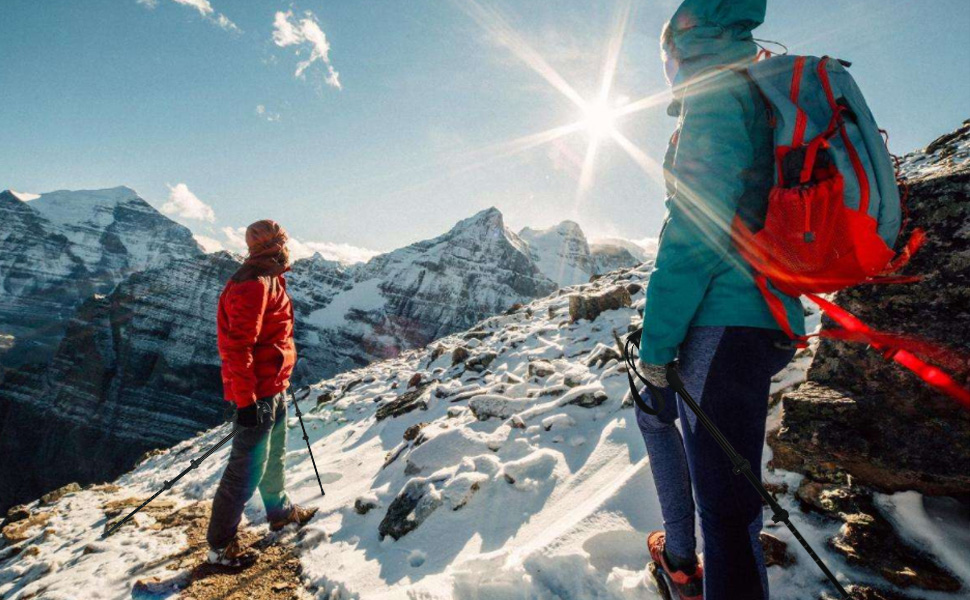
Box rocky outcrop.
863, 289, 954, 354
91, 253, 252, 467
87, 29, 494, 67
0, 187, 203, 369
0, 252, 239, 511
771, 122, 970, 497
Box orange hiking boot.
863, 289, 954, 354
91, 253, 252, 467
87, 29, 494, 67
647, 531, 703, 600
269, 504, 319, 532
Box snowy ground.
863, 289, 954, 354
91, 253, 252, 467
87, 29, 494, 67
1, 263, 965, 600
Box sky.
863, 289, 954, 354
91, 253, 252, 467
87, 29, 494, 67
2, 0, 968, 260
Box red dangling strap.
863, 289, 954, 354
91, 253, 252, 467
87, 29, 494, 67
805, 293, 970, 408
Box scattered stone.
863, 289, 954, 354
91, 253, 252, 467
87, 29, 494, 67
451, 346, 470, 366
509, 415, 527, 429
446, 406, 468, 419
40, 482, 81, 505
626, 282, 643, 295
469, 395, 526, 421
315, 390, 335, 406
568, 286, 632, 322
505, 303, 524, 315
378, 478, 444, 540
376, 384, 431, 421
464, 352, 497, 373
5, 504, 31, 525
759, 532, 795, 568
354, 497, 379, 515
586, 343, 622, 369
429, 345, 447, 361
407, 373, 423, 389
566, 390, 609, 408
463, 330, 490, 340
2, 511, 52, 544
403, 422, 428, 442
528, 360, 556, 378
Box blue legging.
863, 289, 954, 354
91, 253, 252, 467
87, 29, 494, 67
636, 326, 794, 600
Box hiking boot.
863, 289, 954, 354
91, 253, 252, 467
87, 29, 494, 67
647, 531, 703, 600
269, 504, 318, 532
206, 537, 256, 568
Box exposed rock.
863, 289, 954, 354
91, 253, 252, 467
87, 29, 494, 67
568, 286, 632, 323
586, 343, 621, 369
407, 373, 423, 388
528, 360, 556, 378
2, 511, 52, 544
378, 478, 444, 540
5, 504, 31, 525
468, 395, 527, 421
759, 532, 795, 568
565, 390, 609, 408
771, 136, 970, 497
375, 384, 431, 421
354, 497, 379, 515
41, 482, 81, 505
464, 352, 497, 373
403, 422, 428, 442
451, 346, 470, 366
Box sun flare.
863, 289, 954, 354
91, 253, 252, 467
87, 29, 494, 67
581, 99, 617, 140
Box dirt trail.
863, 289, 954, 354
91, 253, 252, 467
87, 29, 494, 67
117, 500, 310, 600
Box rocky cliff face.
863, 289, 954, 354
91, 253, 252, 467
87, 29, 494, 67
0, 187, 202, 368
0, 252, 240, 511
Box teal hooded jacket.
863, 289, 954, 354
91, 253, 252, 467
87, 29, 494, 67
639, 0, 805, 365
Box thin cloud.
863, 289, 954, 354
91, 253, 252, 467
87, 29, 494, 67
161, 183, 216, 222
193, 234, 225, 253
256, 104, 281, 122
272, 10, 341, 89
288, 238, 380, 265
136, 0, 239, 33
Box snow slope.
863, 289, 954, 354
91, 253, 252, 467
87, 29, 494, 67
4, 262, 958, 600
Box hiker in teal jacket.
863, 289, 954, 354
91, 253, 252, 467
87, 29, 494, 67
636, 1, 805, 598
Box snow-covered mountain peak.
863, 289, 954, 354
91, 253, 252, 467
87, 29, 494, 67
518, 220, 595, 287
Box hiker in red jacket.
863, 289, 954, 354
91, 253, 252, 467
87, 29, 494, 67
206, 219, 317, 566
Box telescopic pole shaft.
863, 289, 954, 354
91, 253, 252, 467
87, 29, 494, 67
291, 391, 325, 496
101, 427, 238, 539
665, 363, 851, 600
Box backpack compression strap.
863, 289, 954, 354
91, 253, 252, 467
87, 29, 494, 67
623, 328, 666, 416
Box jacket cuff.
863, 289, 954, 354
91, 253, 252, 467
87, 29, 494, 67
639, 345, 676, 366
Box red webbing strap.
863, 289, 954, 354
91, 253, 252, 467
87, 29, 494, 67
816, 56, 871, 216
805, 293, 970, 408
881, 228, 926, 275
790, 57, 808, 147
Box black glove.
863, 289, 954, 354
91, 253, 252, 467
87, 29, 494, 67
236, 404, 260, 428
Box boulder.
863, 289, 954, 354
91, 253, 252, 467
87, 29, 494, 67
568, 286, 632, 322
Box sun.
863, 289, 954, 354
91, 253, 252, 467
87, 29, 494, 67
581, 99, 617, 140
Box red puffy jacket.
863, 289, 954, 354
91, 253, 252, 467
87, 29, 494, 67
217, 274, 297, 407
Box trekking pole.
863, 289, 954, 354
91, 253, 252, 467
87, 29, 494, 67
101, 426, 238, 539
664, 362, 852, 599
291, 385, 325, 496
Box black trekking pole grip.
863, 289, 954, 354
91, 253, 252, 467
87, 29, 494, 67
664, 361, 852, 599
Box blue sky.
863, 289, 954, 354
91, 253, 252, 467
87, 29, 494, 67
2, 0, 968, 259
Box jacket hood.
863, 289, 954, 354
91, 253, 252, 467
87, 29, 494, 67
664, 0, 766, 86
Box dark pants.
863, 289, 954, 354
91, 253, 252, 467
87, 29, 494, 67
635, 327, 794, 600
207, 393, 291, 549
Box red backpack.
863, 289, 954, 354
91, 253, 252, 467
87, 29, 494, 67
736, 53, 968, 405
